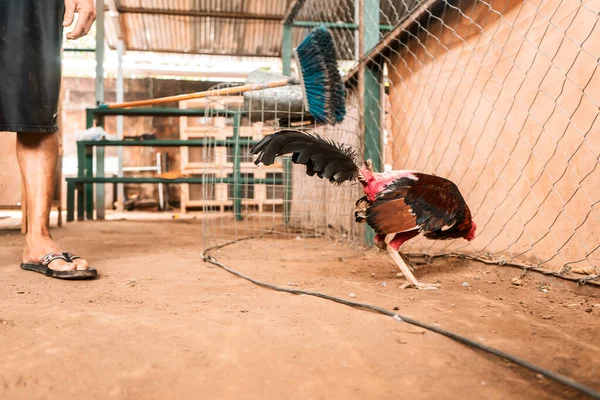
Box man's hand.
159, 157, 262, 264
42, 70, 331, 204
63, 0, 96, 40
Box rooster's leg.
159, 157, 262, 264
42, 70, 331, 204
385, 233, 440, 290
374, 234, 387, 250
376, 234, 413, 273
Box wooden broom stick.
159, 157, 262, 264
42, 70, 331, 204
104, 79, 294, 109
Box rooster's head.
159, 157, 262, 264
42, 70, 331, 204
464, 221, 477, 241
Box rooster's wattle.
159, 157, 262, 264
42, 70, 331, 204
251, 130, 476, 290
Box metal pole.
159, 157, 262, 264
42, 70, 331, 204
232, 113, 243, 221
363, 0, 380, 54
292, 21, 359, 29
116, 39, 125, 211
282, 23, 293, 76
283, 157, 292, 225
156, 152, 164, 210
361, 0, 383, 246
358, 0, 367, 243
290, 21, 394, 30
282, 23, 293, 224
95, 2, 105, 105
163, 153, 170, 210
363, 0, 382, 170
95, 2, 105, 219
354, 0, 360, 60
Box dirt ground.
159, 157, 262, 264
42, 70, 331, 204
1, 217, 599, 400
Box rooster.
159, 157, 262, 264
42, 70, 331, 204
251, 130, 477, 290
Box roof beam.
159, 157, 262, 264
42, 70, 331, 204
105, 0, 128, 46
284, 0, 307, 24
114, 46, 281, 58
113, 7, 284, 21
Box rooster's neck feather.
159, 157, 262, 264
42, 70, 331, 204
360, 169, 420, 202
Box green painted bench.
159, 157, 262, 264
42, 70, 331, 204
66, 176, 285, 222
74, 107, 292, 224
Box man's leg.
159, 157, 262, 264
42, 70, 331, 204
17, 131, 89, 271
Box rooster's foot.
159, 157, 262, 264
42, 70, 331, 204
388, 246, 440, 290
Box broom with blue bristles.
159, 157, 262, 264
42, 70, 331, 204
100, 26, 346, 125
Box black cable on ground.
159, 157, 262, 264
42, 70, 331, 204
202, 241, 600, 400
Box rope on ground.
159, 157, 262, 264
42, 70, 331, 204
202, 238, 600, 400
404, 252, 600, 287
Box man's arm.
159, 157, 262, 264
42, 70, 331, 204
63, 0, 96, 40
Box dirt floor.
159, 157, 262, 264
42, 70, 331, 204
1, 217, 599, 400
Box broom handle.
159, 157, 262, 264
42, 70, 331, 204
106, 79, 293, 109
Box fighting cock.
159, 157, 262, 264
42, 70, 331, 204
251, 129, 477, 290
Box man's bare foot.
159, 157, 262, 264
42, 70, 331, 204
22, 234, 89, 271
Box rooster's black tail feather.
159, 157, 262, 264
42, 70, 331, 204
250, 129, 359, 184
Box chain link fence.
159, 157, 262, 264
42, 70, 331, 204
289, 0, 599, 279
199, 0, 599, 283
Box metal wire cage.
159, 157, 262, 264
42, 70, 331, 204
186, 76, 363, 254
196, 0, 599, 284
287, 0, 599, 281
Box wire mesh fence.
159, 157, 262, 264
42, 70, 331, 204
198, 0, 599, 283
191, 77, 362, 244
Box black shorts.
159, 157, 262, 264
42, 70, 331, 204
0, 0, 65, 133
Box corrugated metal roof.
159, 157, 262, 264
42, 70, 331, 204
118, 0, 290, 16
106, 0, 294, 57
105, 0, 423, 59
